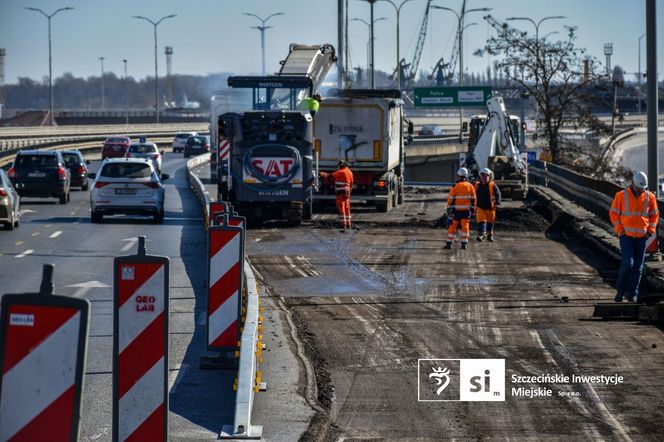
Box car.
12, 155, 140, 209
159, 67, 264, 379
183, 135, 210, 158
0, 169, 20, 231
126, 143, 163, 174
102, 136, 131, 160
172, 132, 198, 153
88, 158, 169, 223
61, 150, 90, 191
8, 150, 70, 204
418, 124, 445, 136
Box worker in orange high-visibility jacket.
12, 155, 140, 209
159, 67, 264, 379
609, 171, 659, 303
320, 160, 354, 229
444, 167, 476, 250
474, 167, 501, 242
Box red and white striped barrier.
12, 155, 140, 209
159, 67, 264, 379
0, 280, 90, 441
207, 219, 244, 351
113, 238, 170, 442
219, 139, 230, 162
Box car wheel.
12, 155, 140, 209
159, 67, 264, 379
153, 212, 164, 224
59, 192, 68, 204
82, 182, 89, 191
13, 207, 20, 228
66, 191, 71, 202
91, 211, 102, 223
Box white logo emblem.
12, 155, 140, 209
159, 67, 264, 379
429, 367, 451, 395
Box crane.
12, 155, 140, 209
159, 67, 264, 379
428, 57, 451, 86
397, 0, 432, 90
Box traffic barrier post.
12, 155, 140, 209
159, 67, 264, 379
0, 264, 90, 442
113, 237, 170, 442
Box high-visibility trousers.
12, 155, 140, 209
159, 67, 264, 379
476, 208, 496, 224
448, 216, 470, 244
336, 191, 351, 228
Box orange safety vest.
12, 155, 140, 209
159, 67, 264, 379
474, 180, 497, 209
447, 180, 476, 211
609, 187, 659, 238
331, 167, 353, 194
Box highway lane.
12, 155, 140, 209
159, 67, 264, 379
0, 153, 233, 441
612, 128, 664, 175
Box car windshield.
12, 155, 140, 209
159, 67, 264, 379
15, 155, 58, 168
188, 137, 205, 145
177, 133, 193, 139
129, 144, 156, 154
108, 138, 128, 144
62, 153, 81, 167
100, 162, 152, 178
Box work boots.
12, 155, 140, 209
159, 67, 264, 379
488, 234, 495, 242
461, 243, 468, 250
477, 235, 484, 242
444, 242, 452, 250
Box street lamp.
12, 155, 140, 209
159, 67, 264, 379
376, 0, 421, 91
133, 14, 177, 124
352, 17, 387, 83
638, 33, 646, 114
432, 5, 492, 140
243, 12, 285, 75
99, 56, 105, 111
24, 6, 74, 126
123, 59, 129, 126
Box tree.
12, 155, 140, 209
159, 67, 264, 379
476, 16, 607, 165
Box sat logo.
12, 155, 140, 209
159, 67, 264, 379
418, 358, 505, 402
250, 158, 295, 177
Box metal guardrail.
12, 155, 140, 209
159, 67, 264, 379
0, 123, 208, 139
184, 153, 263, 439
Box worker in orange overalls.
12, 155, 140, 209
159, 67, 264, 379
321, 160, 354, 229
445, 167, 476, 250
609, 171, 659, 303
475, 167, 501, 242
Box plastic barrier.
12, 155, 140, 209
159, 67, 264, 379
113, 237, 170, 442
0, 264, 90, 442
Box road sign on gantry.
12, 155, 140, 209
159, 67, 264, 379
113, 237, 170, 442
207, 219, 244, 352
0, 269, 90, 442
414, 86, 491, 108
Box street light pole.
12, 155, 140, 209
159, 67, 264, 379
352, 17, 387, 86
99, 56, 105, 111
433, 5, 492, 141
638, 33, 646, 115
377, 0, 420, 91
243, 12, 285, 75
123, 59, 129, 126
24, 6, 74, 126
133, 14, 176, 124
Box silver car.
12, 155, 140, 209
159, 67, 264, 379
126, 143, 163, 174
89, 158, 169, 224
172, 131, 198, 153
0, 169, 20, 230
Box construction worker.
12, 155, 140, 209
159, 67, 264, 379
609, 171, 659, 303
304, 93, 321, 118
475, 167, 501, 242
320, 160, 354, 229
444, 167, 476, 250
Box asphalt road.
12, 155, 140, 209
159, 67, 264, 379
0, 153, 232, 441
613, 128, 664, 175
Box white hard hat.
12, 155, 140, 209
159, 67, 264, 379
632, 171, 648, 190
457, 167, 469, 177
480, 167, 492, 176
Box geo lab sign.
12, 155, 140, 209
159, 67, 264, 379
414, 86, 491, 108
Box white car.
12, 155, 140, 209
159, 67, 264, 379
89, 158, 168, 223
172, 132, 198, 153
126, 143, 163, 174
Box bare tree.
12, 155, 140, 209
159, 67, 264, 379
476, 16, 608, 166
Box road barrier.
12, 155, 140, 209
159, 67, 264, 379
113, 237, 170, 442
0, 264, 90, 442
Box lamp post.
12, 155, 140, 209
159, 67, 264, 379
98, 56, 105, 111
638, 33, 646, 115
24, 6, 74, 126
352, 17, 387, 83
433, 5, 492, 141
123, 59, 129, 126
376, 0, 421, 91
243, 12, 285, 75
132, 14, 176, 124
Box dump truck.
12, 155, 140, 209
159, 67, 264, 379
313, 89, 412, 212
210, 44, 336, 225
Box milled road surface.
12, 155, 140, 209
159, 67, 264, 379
240, 188, 664, 440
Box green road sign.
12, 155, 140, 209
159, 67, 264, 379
414, 86, 491, 108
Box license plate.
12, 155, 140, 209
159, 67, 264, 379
115, 188, 137, 195
29, 172, 46, 178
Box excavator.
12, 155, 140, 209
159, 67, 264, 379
464, 95, 528, 199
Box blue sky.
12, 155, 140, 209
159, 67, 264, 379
0, 0, 661, 84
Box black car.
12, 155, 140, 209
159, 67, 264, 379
0, 169, 20, 230
9, 150, 71, 204
61, 150, 90, 190
183, 135, 210, 158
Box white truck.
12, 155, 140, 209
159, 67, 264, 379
313, 89, 412, 212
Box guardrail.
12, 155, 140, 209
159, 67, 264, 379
0, 122, 208, 139
184, 153, 263, 439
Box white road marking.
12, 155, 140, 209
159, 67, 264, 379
49, 231, 62, 238
121, 237, 138, 252
15, 241, 23, 246
16, 250, 34, 258
31, 232, 40, 237
20, 209, 36, 215
65, 280, 111, 298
